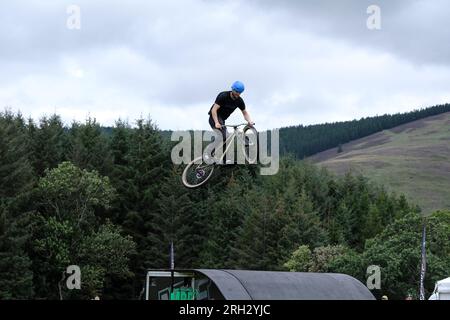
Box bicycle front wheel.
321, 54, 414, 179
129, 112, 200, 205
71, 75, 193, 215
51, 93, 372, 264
182, 156, 215, 188
242, 126, 258, 164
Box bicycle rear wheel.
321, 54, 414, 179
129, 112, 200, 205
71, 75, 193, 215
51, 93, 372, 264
182, 156, 215, 188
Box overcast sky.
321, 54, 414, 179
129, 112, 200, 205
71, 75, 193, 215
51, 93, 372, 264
1, 0, 449, 130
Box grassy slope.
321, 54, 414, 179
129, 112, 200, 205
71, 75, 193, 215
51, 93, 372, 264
309, 112, 450, 214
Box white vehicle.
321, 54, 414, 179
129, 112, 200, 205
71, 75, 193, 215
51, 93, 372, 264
429, 277, 450, 300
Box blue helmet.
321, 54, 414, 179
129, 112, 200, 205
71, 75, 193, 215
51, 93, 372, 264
231, 81, 245, 94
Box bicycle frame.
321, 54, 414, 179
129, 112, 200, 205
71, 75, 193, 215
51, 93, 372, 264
212, 124, 249, 163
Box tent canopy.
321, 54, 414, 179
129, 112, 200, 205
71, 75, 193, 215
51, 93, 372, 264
195, 269, 375, 300
435, 277, 450, 292
429, 277, 450, 300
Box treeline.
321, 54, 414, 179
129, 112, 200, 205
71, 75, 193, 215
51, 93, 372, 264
1, 110, 449, 300
280, 103, 450, 158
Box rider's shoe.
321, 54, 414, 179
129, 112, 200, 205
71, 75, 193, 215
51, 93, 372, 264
204, 154, 235, 165
244, 136, 256, 147
220, 159, 235, 165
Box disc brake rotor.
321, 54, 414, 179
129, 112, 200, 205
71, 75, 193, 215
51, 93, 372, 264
196, 169, 205, 179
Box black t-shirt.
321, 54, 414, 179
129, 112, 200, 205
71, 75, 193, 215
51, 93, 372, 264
208, 91, 245, 121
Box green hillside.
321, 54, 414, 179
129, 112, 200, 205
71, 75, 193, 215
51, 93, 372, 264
310, 112, 450, 214
279, 103, 450, 159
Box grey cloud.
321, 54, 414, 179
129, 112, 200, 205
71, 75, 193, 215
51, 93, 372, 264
1, 0, 449, 130
254, 0, 450, 66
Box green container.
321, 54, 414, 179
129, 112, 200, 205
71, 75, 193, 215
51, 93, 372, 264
170, 288, 196, 300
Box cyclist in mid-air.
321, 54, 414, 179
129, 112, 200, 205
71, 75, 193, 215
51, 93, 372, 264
208, 81, 254, 164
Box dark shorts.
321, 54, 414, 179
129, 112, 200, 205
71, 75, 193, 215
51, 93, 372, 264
208, 115, 228, 161
208, 115, 226, 141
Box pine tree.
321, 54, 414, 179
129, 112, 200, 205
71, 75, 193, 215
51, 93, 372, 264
0, 111, 36, 298
68, 117, 113, 176
28, 114, 68, 176
231, 195, 275, 270
0, 111, 35, 206
153, 168, 205, 269
280, 188, 327, 254
227, 174, 299, 271
0, 207, 34, 299
200, 177, 251, 269
119, 118, 171, 294
109, 120, 133, 225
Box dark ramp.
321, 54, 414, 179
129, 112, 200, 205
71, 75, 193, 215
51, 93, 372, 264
195, 269, 375, 300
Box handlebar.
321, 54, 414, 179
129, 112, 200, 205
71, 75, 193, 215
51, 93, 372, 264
222, 122, 255, 128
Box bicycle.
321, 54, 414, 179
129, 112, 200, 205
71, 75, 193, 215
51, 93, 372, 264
181, 123, 258, 188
